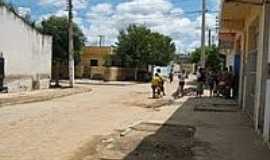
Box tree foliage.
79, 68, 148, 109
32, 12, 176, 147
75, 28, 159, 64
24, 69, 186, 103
0, 0, 5, 6
115, 25, 176, 68
40, 16, 86, 65
190, 45, 222, 71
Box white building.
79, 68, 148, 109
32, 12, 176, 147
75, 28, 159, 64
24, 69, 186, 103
0, 5, 52, 92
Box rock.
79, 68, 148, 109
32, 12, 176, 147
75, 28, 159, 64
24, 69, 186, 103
120, 128, 132, 137
102, 138, 115, 144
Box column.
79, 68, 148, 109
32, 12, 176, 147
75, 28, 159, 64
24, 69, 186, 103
255, 3, 270, 141
263, 3, 270, 143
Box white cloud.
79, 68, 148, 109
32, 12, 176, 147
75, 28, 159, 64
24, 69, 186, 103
17, 7, 31, 17
82, 0, 218, 52
36, 0, 218, 52
116, 0, 173, 14
38, 0, 88, 10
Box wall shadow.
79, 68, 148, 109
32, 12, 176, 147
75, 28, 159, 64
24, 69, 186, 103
120, 97, 216, 160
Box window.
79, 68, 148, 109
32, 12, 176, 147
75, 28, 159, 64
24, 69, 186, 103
90, 59, 98, 66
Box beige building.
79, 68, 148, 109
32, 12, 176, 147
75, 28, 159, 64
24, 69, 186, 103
80, 46, 113, 79
219, 0, 270, 144
79, 46, 135, 81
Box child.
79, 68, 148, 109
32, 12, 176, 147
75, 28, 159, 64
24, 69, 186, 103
151, 73, 161, 98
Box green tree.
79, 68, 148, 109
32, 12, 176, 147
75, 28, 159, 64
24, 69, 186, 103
40, 16, 86, 64
148, 32, 176, 66
115, 25, 176, 79
190, 48, 201, 64
40, 16, 86, 85
190, 45, 222, 71
115, 25, 152, 68
0, 0, 4, 6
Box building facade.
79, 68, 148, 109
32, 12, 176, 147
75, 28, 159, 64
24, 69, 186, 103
79, 46, 136, 81
0, 6, 52, 92
219, 0, 270, 144
80, 46, 113, 80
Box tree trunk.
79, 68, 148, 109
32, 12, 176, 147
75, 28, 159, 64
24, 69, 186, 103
134, 66, 138, 81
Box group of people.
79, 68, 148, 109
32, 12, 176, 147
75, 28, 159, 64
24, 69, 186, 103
151, 67, 236, 99
151, 69, 187, 99
151, 69, 166, 98
196, 67, 236, 98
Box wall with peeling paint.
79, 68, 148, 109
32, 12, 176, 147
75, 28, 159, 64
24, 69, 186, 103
0, 6, 52, 92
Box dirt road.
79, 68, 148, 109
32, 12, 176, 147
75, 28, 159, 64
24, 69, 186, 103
1, 80, 270, 160
0, 82, 181, 160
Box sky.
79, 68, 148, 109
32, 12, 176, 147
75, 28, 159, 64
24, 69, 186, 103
8, 0, 221, 53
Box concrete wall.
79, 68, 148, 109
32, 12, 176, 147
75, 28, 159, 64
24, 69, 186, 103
264, 80, 270, 141
0, 6, 52, 92
82, 66, 135, 81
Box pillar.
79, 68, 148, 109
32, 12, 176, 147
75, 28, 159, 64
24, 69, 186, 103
263, 3, 270, 143
255, 2, 270, 141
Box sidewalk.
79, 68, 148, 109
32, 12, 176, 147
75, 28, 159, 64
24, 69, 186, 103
126, 97, 270, 160
166, 97, 270, 160
0, 86, 91, 107
77, 96, 270, 160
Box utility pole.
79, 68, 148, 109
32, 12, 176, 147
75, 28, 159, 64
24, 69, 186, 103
200, 0, 206, 68
98, 35, 104, 48
67, 0, 74, 87
208, 28, 212, 47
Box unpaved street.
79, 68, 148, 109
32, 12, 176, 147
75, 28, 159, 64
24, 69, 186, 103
0, 82, 181, 160
1, 80, 270, 160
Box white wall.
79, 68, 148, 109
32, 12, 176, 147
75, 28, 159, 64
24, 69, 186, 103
264, 80, 270, 141
0, 6, 52, 78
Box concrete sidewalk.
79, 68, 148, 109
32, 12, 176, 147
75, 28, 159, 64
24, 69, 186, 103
71, 95, 270, 160
163, 97, 270, 160
0, 86, 91, 107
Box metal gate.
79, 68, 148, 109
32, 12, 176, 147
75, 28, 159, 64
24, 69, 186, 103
245, 50, 257, 118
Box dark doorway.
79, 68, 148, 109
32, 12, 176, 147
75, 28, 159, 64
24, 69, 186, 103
0, 56, 5, 88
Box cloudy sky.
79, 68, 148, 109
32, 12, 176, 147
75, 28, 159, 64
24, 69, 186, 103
8, 0, 220, 53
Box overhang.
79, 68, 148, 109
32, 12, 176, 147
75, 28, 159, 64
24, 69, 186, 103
220, 0, 263, 32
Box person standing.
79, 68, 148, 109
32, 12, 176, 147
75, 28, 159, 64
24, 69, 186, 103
157, 69, 166, 96
151, 73, 161, 98
197, 68, 205, 97
178, 70, 186, 97
207, 71, 216, 97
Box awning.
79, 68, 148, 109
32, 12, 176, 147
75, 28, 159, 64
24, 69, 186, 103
220, 0, 262, 32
